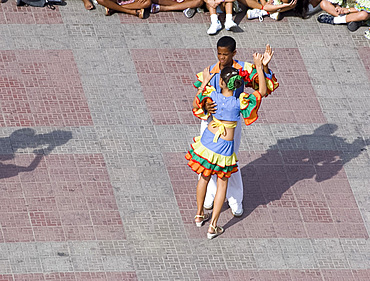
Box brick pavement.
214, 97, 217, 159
0, 0, 369, 280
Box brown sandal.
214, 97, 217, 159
136, 8, 144, 19
105, 7, 115, 16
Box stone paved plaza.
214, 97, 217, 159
0, 1, 369, 280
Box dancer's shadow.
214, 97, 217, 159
223, 124, 368, 229
0, 128, 72, 179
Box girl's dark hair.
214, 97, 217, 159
217, 36, 236, 52
220, 67, 243, 90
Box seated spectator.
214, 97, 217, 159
205, 0, 238, 35
240, 0, 298, 21
317, 0, 370, 32
150, 0, 204, 18
97, 0, 151, 18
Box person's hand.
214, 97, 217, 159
262, 44, 274, 66
253, 53, 263, 69
283, 0, 297, 8
201, 66, 216, 86
335, 6, 346, 15
204, 100, 217, 114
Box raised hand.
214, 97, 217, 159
253, 53, 264, 69
262, 44, 274, 67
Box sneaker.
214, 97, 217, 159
347, 21, 362, 32
150, 3, 160, 13
207, 20, 222, 35
230, 203, 243, 217
225, 19, 237, 31
183, 8, 196, 18
247, 9, 268, 22
365, 29, 370, 40
269, 0, 282, 20
269, 11, 280, 20
317, 13, 334, 24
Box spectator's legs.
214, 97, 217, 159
224, 1, 237, 30
206, 5, 222, 34
319, 0, 339, 16
346, 10, 370, 22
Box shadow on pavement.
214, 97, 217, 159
0, 128, 72, 179
223, 123, 368, 230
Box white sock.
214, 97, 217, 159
210, 14, 219, 23
225, 14, 233, 22
333, 15, 347, 24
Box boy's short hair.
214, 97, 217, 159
217, 36, 236, 52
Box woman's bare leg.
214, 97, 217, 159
208, 176, 228, 231
195, 174, 211, 223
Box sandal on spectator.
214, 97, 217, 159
150, 3, 160, 13
207, 224, 224, 239
136, 8, 145, 19
183, 8, 196, 18
194, 213, 210, 227
105, 7, 114, 16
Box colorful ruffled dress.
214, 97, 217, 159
193, 60, 279, 99
186, 88, 263, 179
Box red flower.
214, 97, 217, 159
239, 69, 251, 82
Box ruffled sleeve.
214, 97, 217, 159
192, 87, 216, 120
193, 71, 203, 89
239, 91, 262, 126
194, 71, 217, 93
242, 62, 279, 96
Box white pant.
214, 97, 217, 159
199, 117, 243, 207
